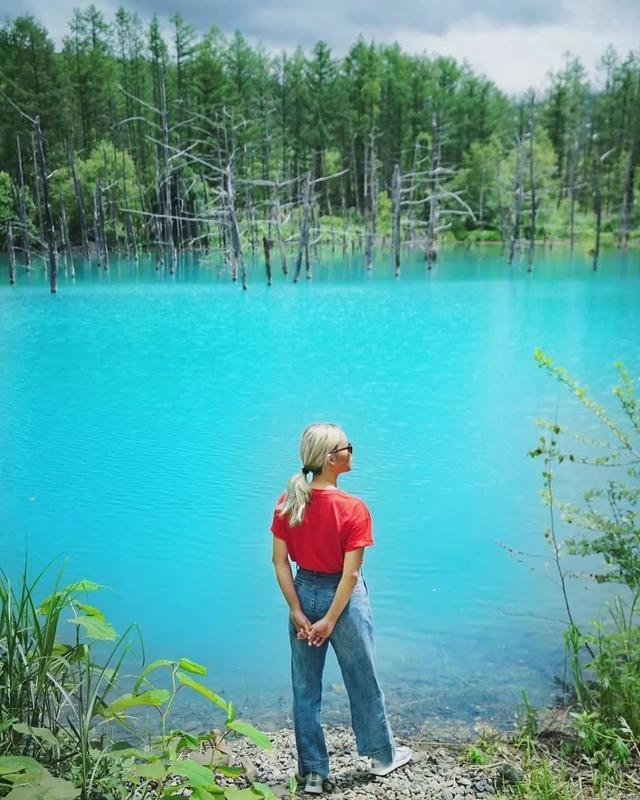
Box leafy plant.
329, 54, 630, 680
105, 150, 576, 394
529, 352, 640, 743
0, 565, 274, 799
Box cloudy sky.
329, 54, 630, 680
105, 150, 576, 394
4, 0, 640, 94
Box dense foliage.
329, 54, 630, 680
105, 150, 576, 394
0, 6, 639, 254
530, 353, 640, 756
0, 568, 276, 799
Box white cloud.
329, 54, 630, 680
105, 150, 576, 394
394, 18, 640, 94
4, 0, 639, 94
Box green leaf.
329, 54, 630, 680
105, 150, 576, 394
105, 689, 171, 716
104, 744, 159, 761
215, 765, 244, 778
73, 601, 105, 620
69, 615, 116, 641
226, 701, 236, 724
170, 729, 201, 751
39, 580, 102, 615
178, 658, 207, 676
132, 762, 167, 780
7, 774, 81, 800
168, 758, 217, 788
226, 721, 271, 751
0, 718, 17, 735
12, 723, 59, 748
65, 579, 102, 593
176, 672, 228, 712
252, 784, 278, 800
224, 789, 260, 800
133, 659, 176, 692
0, 756, 44, 778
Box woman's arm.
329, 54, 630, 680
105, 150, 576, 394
306, 548, 364, 647
272, 537, 311, 637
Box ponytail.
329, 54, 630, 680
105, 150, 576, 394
276, 422, 343, 526
277, 470, 313, 527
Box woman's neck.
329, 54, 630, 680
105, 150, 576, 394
310, 475, 339, 489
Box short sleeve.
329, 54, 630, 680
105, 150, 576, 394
270, 493, 289, 542
343, 501, 374, 551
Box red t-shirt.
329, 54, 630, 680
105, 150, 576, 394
270, 488, 374, 573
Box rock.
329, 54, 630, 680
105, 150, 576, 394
240, 756, 258, 782
495, 762, 523, 786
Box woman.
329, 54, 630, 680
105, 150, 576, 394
271, 423, 411, 795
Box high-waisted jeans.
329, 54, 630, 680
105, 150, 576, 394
289, 568, 395, 778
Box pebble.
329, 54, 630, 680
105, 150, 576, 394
213, 725, 496, 799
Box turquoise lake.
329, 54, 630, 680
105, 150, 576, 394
1, 247, 639, 734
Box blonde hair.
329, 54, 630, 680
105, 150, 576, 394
277, 422, 344, 526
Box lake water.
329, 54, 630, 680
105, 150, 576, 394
1, 246, 639, 736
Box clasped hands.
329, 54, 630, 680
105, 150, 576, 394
291, 608, 335, 647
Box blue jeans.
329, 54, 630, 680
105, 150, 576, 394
289, 568, 395, 778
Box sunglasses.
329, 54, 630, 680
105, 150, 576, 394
330, 442, 353, 455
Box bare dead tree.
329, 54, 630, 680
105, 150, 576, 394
508, 130, 525, 265
30, 119, 59, 293
364, 132, 378, 271
566, 132, 579, 255
7, 222, 17, 284
619, 130, 639, 251
16, 135, 32, 270
66, 139, 90, 261
225, 161, 247, 290
392, 163, 402, 277
495, 154, 507, 254
31, 132, 46, 252
94, 182, 109, 270
527, 93, 537, 273
592, 142, 615, 271
263, 235, 272, 285
160, 77, 176, 274
294, 171, 312, 283
60, 197, 75, 278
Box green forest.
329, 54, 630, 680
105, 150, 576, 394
0, 5, 639, 289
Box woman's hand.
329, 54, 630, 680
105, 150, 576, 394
291, 608, 312, 640
306, 616, 335, 647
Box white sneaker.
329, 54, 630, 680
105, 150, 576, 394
303, 772, 323, 794
369, 745, 412, 776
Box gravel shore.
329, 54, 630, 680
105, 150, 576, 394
222, 725, 495, 799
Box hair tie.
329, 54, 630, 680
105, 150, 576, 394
302, 466, 310, 476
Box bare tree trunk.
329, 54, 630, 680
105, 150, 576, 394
509, 135, 524, 265
593, 148, 603, 272
226, 164, 247, 290
7, 222, 17, 285
32, 132, 46, 252
568, 134, 578, 255
407, 141, 419, 246
263, 235, 272, 286
619, 132, 638, 251
60, 199, 75, 278
160, 77, 176, 274
350, 133, 361, 217
365, 134, 377, 271
527, 94, 537, 273
34, 118, 58, 293
294, 172, 311, 283
425, 117, 439, 269
272, 192, 288, 275
94, 182, 109, 270
66, 139, 90, 260
16, 136, 32, 270
392, 163, 402, 277
495, 156, 507, 255
200, 176, 210, 253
